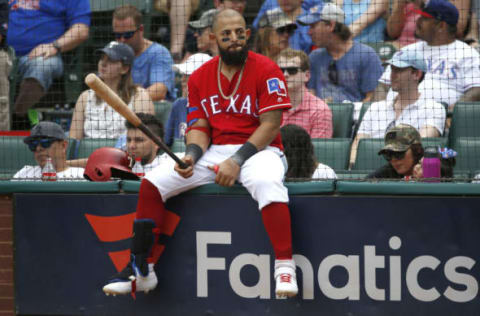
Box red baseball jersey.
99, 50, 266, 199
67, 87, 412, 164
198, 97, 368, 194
187, 51, 292, 149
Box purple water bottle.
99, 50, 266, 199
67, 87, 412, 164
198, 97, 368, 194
422, 146, 441, 182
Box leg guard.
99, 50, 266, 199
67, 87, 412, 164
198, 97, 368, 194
131, 219, 157, 277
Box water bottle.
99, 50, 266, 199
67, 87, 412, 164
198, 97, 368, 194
422, 147, 441, 182
42, 157, 57, 181
132, 157, 145, 179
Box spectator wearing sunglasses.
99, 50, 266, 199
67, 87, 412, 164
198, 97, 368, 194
276, 48, 332, 138
374, 0, 480, 107
7, 0, 90, 130
188, 9, 220, 57
13, 122, 84, 180
252, 0, 321, 54
254, 8, 297, 60
367, 124, 454, 180
350, 49, 445, 167
69, 42, 154, 140
298, 3, 383, 103
113, 5, 176, 102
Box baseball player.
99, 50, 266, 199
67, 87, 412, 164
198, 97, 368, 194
103, 9, 298, 299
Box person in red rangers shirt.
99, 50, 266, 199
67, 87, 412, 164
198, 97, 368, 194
102, 8, 299, 299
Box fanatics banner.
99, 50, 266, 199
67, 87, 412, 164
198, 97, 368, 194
14, 193, 480, 315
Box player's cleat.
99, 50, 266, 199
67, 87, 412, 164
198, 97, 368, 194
103, 219, 159, 297
103, 262, 157, 296
274, 259, 298, 299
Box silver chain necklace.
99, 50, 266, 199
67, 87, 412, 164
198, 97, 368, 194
217, 58, 245, 100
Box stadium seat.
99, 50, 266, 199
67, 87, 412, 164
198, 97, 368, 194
329, 103, 354, 138
451, 137, 480, 173
312, 138, 351, 172
0, 136, 37, 178
170, 138, 186, 153
352, 137, 447, 171
73, 138, 118, 159
448, 102, 480, 147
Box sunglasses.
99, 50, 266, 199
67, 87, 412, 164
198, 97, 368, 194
328, 60, 338, 85
113, 26, 140, 40
382, 150, 407, 161
27, 138, 58, 152
276, 25, 296, 36
280, 67, 301, 76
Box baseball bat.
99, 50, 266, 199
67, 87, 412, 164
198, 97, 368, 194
84, 73, 188, 169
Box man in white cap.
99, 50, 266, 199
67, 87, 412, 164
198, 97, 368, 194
298, 3, 383, 103
164, 53, 213, 146
349, 49, 446, 167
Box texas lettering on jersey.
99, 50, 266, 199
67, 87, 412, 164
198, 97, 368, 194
187, 52, 292, 148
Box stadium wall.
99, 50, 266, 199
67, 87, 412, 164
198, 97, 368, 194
2, 181, 480, 315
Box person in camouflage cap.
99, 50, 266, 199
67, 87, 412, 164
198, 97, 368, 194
367, 124, 455, 180
378, 124, 421, 154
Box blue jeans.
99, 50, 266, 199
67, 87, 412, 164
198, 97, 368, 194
17, 55, 63, 91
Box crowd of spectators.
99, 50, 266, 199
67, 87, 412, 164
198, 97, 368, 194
2, 0, 480, 182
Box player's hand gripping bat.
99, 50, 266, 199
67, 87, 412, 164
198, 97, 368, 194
85, 73, 189, 169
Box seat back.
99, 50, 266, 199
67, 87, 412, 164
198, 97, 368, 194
329, 103, 354, 138
311, 138, 351, 172
74, 138, 118, 159
449, 102, 480, 146
0, 136, 37, 178
452, 137, 480, 173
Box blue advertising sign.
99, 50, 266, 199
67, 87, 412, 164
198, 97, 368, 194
14, 194, 480, 315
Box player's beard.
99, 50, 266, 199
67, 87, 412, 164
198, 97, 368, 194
218, 43, 249, 66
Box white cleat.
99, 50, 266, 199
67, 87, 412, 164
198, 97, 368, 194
103, 263, 158, 296
274, 259, 298, 299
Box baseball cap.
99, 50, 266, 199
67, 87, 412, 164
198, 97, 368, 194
414, 0, 459, 26
258, 8, 298, 30
173, 53, 213, 75
387, 49, 427, 72
378, 124, 422, 154
96, 41, 135, 65
297, 3, 345, 26
189, 9, 218, 29
24, 121, 66, 144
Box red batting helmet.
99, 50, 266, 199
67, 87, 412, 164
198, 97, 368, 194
84, 147, 139, 181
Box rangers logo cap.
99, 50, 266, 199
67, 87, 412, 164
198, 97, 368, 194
414, 0, 459, 26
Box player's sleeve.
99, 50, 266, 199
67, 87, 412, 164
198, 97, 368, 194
186, 74, 208, 132
257, 63, 292, 115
